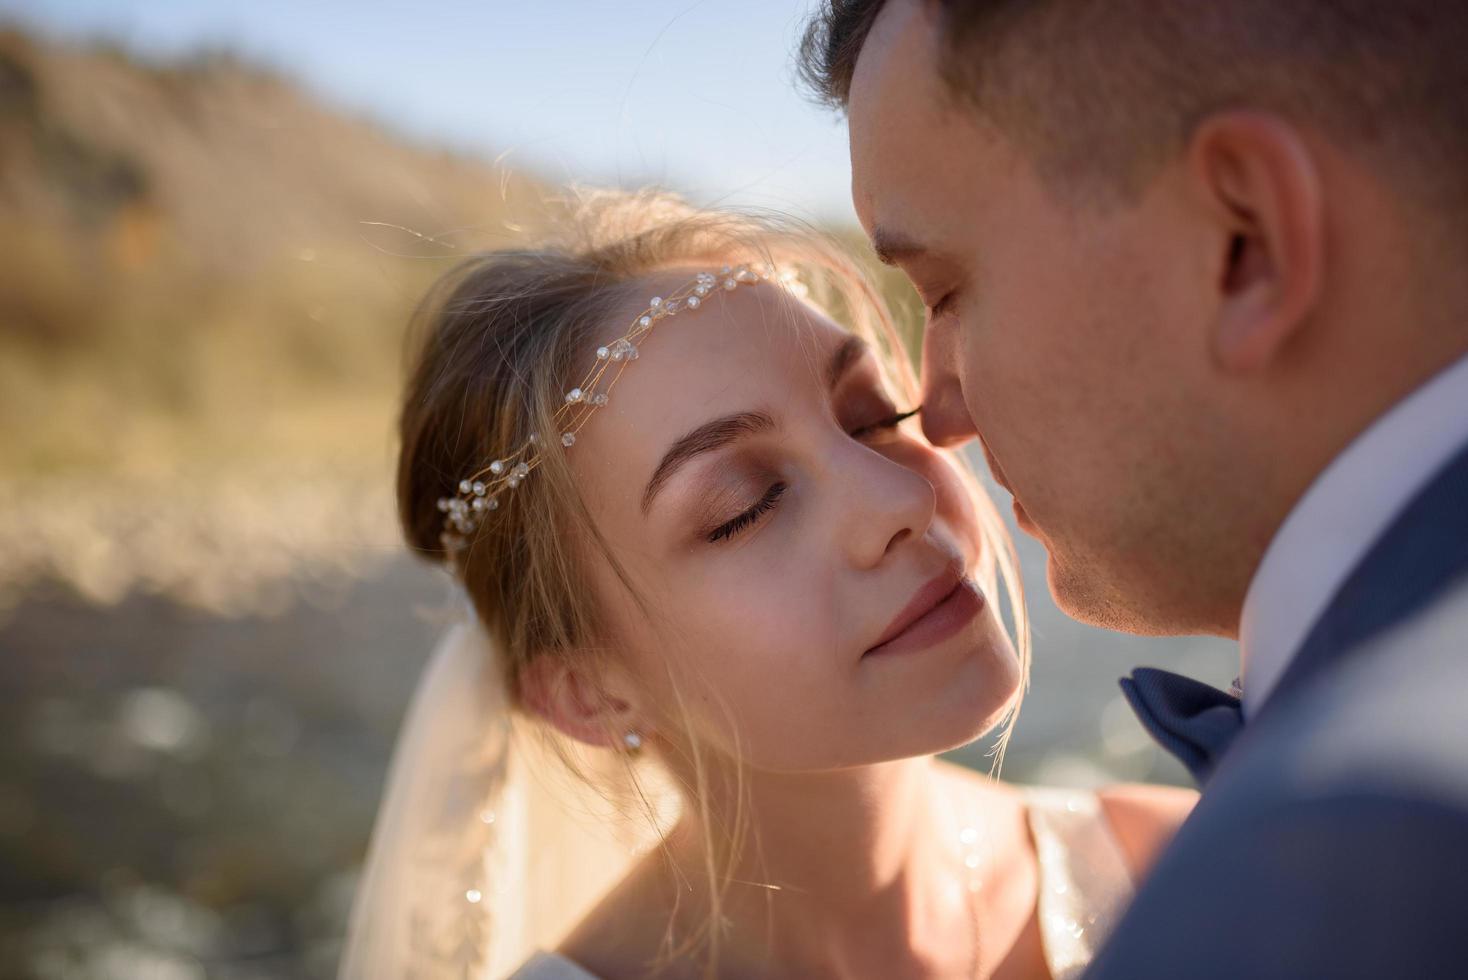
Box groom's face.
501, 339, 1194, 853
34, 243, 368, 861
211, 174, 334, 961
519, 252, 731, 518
848, 1, 1227, 633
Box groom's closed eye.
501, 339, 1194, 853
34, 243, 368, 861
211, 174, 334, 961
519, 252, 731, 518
870, 227, 928, 267
869, 227, 965, 318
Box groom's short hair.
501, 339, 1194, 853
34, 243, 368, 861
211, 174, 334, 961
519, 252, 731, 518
800, 0, 1468, 206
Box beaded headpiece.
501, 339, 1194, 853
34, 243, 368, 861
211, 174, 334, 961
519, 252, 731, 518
436, 262, 779, 555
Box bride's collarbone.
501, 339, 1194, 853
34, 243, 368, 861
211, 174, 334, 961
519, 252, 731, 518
558, 768, 1049, 979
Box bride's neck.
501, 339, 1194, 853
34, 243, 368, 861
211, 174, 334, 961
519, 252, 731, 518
731, 755, 940, 890
667, 755, 975, 974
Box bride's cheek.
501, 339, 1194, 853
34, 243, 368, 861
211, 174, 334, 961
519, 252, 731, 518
928, 455, 978, 524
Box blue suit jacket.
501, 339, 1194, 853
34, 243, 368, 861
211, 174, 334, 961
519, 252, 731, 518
1086, 437, 1468, 978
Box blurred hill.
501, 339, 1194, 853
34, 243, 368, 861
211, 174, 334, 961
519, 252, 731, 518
0, 27, 555, 613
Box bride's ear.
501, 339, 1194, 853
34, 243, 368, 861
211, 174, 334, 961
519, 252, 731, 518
518, 652, 645, 751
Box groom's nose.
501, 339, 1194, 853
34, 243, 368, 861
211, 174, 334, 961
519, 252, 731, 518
918, 323, 979, 448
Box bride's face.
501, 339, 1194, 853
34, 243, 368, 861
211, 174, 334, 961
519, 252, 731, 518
569, 270, 1021, 771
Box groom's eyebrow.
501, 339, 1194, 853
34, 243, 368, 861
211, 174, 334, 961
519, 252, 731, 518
870, 227, 926, 266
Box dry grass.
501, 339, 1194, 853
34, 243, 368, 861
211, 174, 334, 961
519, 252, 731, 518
0, 29, 563, 613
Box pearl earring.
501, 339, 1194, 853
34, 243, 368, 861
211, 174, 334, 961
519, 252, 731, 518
623, 731, 643, 752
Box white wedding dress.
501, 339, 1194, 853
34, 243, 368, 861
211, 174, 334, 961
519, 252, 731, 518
509, 786, 1135, 980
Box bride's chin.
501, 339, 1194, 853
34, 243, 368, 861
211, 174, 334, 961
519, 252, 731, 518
866, 645, 1023, 764
931, 635, 1024, 744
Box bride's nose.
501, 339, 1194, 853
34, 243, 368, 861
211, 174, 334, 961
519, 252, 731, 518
836, 448, 938, 570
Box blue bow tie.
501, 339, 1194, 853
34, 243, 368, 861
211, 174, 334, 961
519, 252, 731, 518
1120, 668, 1244, 785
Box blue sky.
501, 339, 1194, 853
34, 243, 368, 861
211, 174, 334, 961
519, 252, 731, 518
1, 0, 860, 224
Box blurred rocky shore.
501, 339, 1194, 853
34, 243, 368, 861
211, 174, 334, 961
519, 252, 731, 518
1, 559, 439, 980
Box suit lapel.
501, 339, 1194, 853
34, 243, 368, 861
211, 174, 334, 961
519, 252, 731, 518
1260, 435, 1468, 719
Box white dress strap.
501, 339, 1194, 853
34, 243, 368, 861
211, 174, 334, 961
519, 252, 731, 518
506, 951, 600, 980
1023, 787, 1135, 980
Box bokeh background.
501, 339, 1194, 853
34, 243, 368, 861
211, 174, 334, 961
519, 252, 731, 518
0, 3, 1235, 978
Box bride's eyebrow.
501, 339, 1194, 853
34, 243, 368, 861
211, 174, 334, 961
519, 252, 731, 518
641, 411, 776, 515
826, 334, 870, 389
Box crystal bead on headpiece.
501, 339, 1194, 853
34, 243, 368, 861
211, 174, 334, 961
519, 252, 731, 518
436, 263, 782, 557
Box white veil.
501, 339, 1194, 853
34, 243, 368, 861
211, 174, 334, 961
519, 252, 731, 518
338, 593, 659, 979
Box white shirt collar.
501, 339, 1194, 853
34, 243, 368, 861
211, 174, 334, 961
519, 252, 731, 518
1239, 352, 1468, 718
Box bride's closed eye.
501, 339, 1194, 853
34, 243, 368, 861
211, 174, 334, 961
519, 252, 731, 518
707, 482, 787, 543
705, 405, 922, 544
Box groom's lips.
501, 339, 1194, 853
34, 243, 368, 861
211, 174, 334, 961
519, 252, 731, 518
864, 567, 984, 658
978, 436, 1016, 496
978, 437, 1037, 532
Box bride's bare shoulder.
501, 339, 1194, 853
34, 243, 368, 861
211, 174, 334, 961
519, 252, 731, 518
1094, 782, 1198, 878
935, 759, 1197, 878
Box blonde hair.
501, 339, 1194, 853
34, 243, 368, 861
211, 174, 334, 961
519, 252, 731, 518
395, 189, 1030, 975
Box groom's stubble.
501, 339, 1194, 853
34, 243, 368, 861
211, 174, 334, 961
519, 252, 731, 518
828, 0, 1468, 640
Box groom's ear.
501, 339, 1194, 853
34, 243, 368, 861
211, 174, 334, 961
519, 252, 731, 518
517, 651, 643, 751
1188, 111, 1324, 374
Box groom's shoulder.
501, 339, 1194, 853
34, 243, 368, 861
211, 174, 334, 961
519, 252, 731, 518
1085, 583, 1468, 978
1086, 580, 1468, 979
1238, 575, 1468, 812
1197, 577, 1468, 839
1088, 773, 1468, 977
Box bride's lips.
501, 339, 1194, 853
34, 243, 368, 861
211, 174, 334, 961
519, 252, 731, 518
864, 568, 985, 658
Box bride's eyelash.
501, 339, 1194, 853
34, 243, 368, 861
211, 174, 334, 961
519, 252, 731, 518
708, 482, 787, 544
849, 406, 921, 440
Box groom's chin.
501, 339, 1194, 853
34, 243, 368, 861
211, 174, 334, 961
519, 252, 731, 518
1046, 554, 1166, 637
1046, 552, 1232, 638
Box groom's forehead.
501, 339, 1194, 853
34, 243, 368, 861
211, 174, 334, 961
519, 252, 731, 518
848, 0, 975, 229
848, 0, 939, 132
